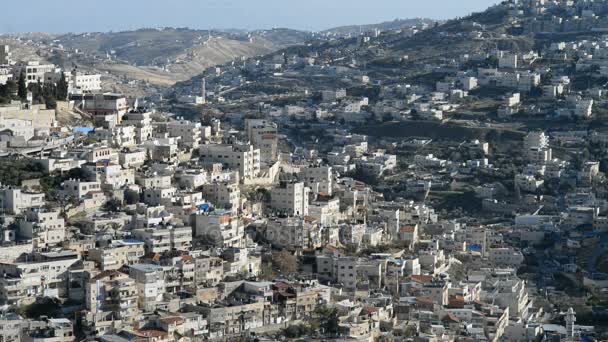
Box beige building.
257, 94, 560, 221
88, 240, 146, 270
18, 209, 66, 247
270, 181, 310, 217
85, 270, 138, 334
0, 251, 80, 306
192, 210, 244, 247
199, 143, 260, 180
245, 119, 278, 162
133, 226, 192, 254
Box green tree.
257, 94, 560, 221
314, 305, 340, 336
124, 190, 140, 205
16, 297, 62, 319
32, 81, 44, 104
17, 71, 27, 101
56, 71, 69, 101
0, 80, 17, 103
103, 199, 123, 213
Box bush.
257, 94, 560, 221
16, 297, 62, 318
124, 190, 140, 205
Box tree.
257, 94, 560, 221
32, 80, 44, 104
16, 297, 62, 319
17, 71, 27, 101
103, 199, 123, 213
272, 250, 298, 275
253, 188, 271, 203
56, 71, 68, 101
0, 80, 17, 102
124, 190, 140, 205
314, 305, 340, 336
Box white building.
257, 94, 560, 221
165, 120, 203, 149
0, 187, 45, 214
245, 119, 278, 162
60, 179, 102, 199
270, 181, 310, 217
488, 247, 524, 267
302, 166, 333, 195
199, 143, 260, 180
70, 70, 102, 93
193, 211, 244, 247
133, 226, 192, 254
14, 61, 56, 85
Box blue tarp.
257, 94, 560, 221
469, 244, 482, 250
73, 127, 95, 134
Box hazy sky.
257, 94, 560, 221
1, 0, 498, 34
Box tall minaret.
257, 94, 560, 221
201, 78, 206, 105
565, 307, 576, 342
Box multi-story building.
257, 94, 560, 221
0, 187, 45, 214
194, 256, 224, 286
85, 270, 139, 334
0, 45, 12, 66
72, 93, 129, 126
192, 211, 244, 247
60, 180, 102, 199
133, 226, 192, 254
164, 120, 203, 149
0, 251, 80, 305
14, 61, 56, 85
270, 181, 310, 216
88, 240, 146, 270
199, 143, 260, 180
18, 209, 66, 248
143, 186, 176, 206
301, 166, 333, 195
201, 182, 241, 212
265, 217, 323, 250
122, 109, 154, 144
245, 119, 278, 162
69, 70, 102, 93
128, 264, 165, 311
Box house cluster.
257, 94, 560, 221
0, 85, 592, 340
2, 0, 608, 340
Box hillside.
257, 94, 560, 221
54, 28, 312, 66
47, 28, 312, 87
167, 3, 535, 99
322, 18, 438, 37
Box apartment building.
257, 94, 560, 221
88, 240, 146, 270
133, 226, 192, 254
199, 143, 260, 180
0, 251, 80, 306
301, 166, 333, 195
192, 211, 244, 248
245, 119, 278, 162
270, 181, 310, 217
0, 187, 45, 214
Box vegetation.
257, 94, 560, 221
0, 72, 65, 109
17, 72, 27, 101
0, 80, 18, 104
56, 71, 69, 101
314, 305, 340, 336
15, 297, 63, 319
272, 250, 298, 275
124, 190, 140, 205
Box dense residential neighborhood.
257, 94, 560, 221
2, 0, 608, 341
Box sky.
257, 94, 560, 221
0, 0, 499, 34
